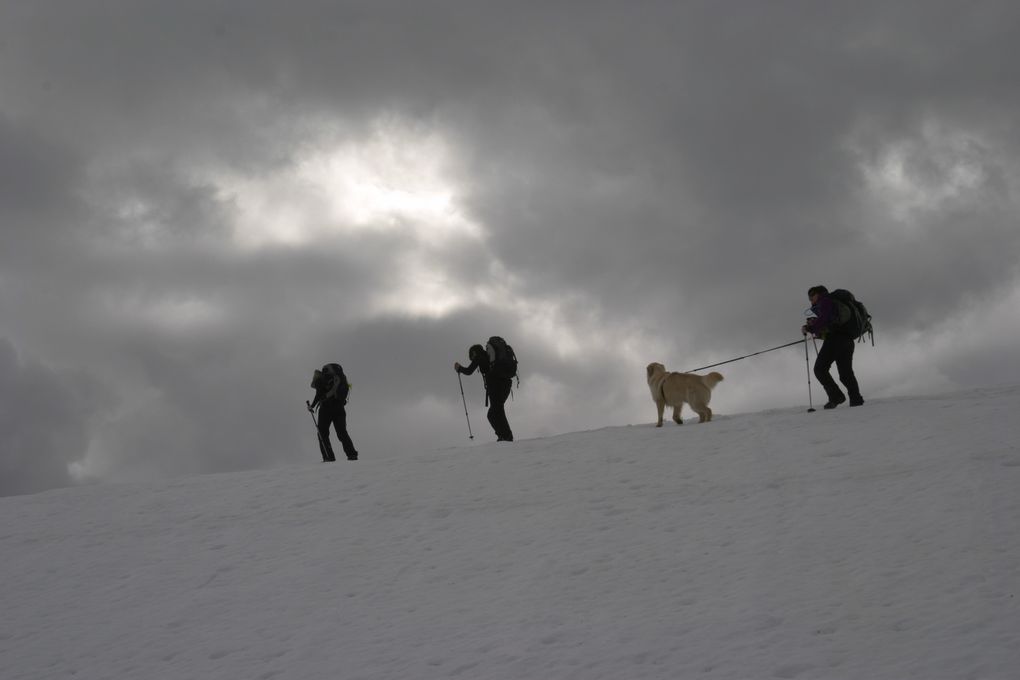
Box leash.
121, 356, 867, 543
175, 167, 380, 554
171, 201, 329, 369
684, 338, 806, 373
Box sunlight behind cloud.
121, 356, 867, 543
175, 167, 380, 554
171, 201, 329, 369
222, 121, 480, 249
203, 118, 490, 320
369, 252, 474, 318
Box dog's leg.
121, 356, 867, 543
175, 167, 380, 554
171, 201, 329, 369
673, 405, 683, 425
655, 400, 665, 427
691, 385, 712, 423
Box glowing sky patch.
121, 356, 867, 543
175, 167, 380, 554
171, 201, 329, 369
222, 121, 480, 248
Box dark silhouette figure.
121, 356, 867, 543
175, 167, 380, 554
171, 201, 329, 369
802, 286, 864, 409
309, 364, 358, 460
455, 344, 514, 442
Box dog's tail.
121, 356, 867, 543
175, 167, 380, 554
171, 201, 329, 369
700, 371, 724, 390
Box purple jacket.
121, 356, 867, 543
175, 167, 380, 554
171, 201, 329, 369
805, 294, 841, 337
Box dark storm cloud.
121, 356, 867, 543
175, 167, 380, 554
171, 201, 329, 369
2, 1, 1020, 494
452, 2, 1020, 338
0, 115, 80, 223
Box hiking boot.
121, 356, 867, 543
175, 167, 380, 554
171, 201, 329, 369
823, 394, 846, 410
849, 397, 864, 407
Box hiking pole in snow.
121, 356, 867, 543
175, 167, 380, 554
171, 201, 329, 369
803, 335, 816, 412
457, 373, 474, 439
306, 400, 331, 462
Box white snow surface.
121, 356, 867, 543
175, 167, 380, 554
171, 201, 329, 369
3, 386, 1019, 680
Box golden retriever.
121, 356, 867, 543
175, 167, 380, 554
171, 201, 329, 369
646, 362, 724, 427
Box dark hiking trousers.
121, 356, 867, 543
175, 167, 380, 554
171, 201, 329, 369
814, 334, 862, 404
486, 377, 514, 441
318, 400, 358, 460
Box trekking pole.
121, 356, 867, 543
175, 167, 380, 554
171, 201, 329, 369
306, 400, 331, 462
685, 338, 807, 373
803, 335, 816, 413
457, 373, 474, 439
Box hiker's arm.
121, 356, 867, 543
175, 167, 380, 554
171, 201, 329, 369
455, 359, 478, 375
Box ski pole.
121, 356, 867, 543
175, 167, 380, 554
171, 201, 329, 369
457, 373, 474, 439
306, 400, 332, 461
803, 335, 816, 413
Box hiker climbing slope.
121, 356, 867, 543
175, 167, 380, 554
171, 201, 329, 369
802, 286, 865, 410
455, 337, 517, 442
308, 363, 359, 461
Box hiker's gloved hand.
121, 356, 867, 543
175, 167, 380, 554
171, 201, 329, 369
307, 403, 315, 413
454, 362, 462, 371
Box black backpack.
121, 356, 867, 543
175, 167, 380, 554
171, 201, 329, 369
321, 363, 350, 403
485, 336, 518, 382
829, 289, 873, 344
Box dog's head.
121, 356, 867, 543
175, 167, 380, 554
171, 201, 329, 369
646, 362, 666, 383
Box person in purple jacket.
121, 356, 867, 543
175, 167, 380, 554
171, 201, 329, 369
801, 285, 864, 409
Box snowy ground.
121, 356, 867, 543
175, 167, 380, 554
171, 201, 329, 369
3, 385, 1019, 680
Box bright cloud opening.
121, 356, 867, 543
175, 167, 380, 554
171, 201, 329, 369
220, 120, 480, 249
368, 252, 474, 318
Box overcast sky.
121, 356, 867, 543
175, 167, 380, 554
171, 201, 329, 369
2, 1, 1019, 496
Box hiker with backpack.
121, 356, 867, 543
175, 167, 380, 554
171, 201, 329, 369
801, 286, 866, 409
308, 363, 359, 461
455, 337, 517, 442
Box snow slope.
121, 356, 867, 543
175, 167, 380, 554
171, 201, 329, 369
3, 386, 1019, 679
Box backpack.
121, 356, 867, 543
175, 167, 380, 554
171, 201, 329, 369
485, 336, 518, 382
829, 289, 873, 344
321, 363, 350, 403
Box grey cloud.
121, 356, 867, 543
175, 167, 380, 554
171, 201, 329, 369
0, 339, 110, 496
